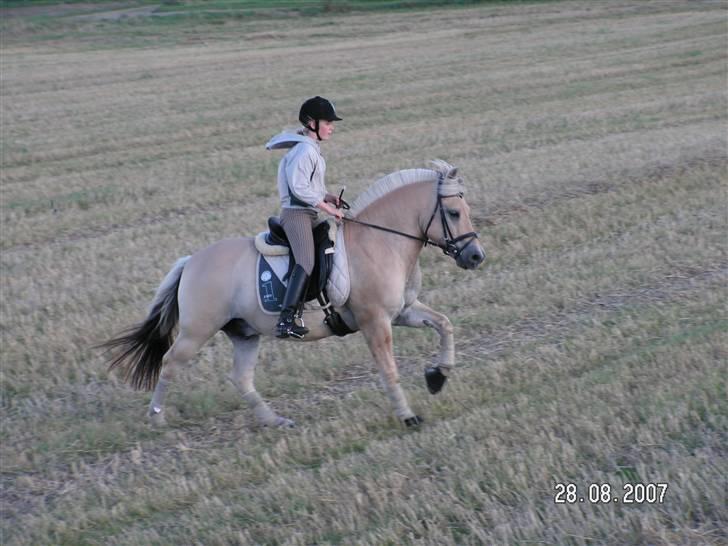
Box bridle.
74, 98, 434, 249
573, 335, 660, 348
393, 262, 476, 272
422, 191, 479, 259
341, 176, 480, 260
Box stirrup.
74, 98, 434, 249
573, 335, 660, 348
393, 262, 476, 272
276, 311, 309, 339
276, 324, 309, 339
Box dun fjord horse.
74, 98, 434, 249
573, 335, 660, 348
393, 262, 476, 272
102, 160, 485, 427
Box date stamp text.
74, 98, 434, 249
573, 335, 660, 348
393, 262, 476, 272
554, 482, 668, 504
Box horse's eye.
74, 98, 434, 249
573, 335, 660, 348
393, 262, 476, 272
447, 209, 460, 219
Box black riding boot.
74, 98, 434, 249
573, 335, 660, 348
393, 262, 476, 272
276, 265, 310, 339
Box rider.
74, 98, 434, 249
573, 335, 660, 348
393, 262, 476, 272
266, 96, 345, 339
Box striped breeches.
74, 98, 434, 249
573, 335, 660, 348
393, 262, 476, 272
280, 207, 318, 275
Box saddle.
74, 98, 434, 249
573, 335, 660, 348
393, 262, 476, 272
264, 217, 335, 301
255, 217, 353, 336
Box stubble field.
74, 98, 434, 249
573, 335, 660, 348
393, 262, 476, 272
1, 1, 727, 544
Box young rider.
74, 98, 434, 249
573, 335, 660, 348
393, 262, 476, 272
265, 96, 344, 339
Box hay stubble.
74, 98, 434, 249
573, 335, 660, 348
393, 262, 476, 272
1, 1, 726, 544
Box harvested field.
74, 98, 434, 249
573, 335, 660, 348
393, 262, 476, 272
1, 1, 726, 544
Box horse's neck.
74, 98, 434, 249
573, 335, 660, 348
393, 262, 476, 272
351, 182, 432, 269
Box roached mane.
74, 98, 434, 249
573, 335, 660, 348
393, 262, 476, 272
348, 159, 464, 217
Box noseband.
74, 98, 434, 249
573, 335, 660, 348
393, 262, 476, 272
341, 176, 480, 260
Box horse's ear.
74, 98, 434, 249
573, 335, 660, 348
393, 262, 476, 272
448, 167, 458, 179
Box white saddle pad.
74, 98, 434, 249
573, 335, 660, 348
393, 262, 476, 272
326, 227, 350, 308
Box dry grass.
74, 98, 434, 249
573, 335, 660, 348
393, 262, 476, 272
1, 1, 727, 544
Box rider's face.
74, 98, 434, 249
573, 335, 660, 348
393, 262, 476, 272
317, 120, 335, 140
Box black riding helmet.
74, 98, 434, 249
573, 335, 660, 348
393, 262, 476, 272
299, 96, 342, 140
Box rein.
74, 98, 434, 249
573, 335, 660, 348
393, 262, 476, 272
340, 179, 479, 259
342, 216, 432, 245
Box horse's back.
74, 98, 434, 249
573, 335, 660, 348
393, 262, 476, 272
184, 236, 255, 278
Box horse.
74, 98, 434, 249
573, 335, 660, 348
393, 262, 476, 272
101, 160, 485, 428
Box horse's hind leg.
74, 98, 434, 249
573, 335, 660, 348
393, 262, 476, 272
225, 329, 295, 428
148, 329, 211, 426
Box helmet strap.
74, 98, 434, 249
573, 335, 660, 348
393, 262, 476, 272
305, 119, 322, 141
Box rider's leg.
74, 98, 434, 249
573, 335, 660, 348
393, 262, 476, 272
277, 207, 316, 338
276, 264, 310, 339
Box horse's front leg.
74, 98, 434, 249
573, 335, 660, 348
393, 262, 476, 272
360, 313, 422, 427
393, 299, 454, 394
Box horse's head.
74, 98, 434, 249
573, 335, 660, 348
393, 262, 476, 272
424, 161, 486, 270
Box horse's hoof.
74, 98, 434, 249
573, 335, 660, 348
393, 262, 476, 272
425, 366, 447, 394
404, 415, 424, 427
148, 407, 166, 427
264, 417, 295, 428
277, 417, 296, 428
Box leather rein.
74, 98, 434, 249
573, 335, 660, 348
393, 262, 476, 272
340, 182, 479, 259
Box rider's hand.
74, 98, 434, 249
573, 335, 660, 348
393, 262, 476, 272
330, 205, 344, 222
318, 201, 344, 221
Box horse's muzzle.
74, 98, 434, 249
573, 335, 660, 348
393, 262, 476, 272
456, 241, 485, 270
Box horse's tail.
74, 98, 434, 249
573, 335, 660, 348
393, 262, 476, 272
100, 256, 190, 391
